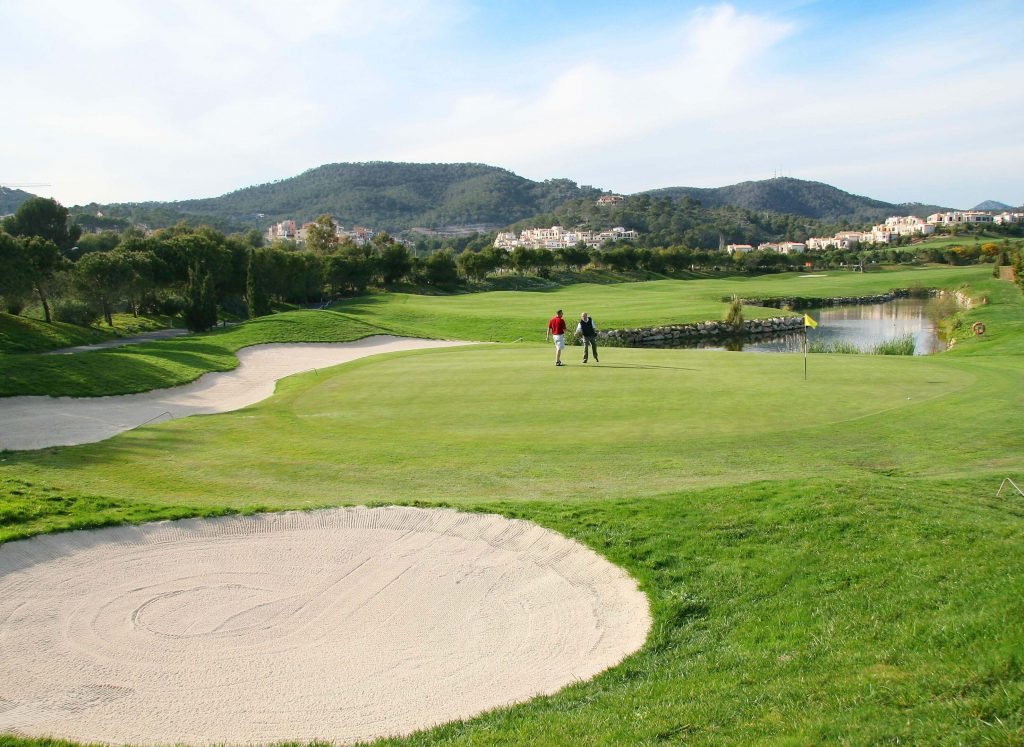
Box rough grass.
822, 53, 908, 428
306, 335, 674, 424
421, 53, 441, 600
0, 312, 176, 355
0, 313, 111, 354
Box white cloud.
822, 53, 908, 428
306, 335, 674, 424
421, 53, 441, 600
389, 5, 796, 168
2, 1, 1021, 208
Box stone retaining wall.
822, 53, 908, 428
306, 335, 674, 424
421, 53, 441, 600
597, 315, 804, 347
729, 288, 914, 310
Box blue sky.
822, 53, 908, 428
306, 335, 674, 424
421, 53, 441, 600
2, 0, 1022, 208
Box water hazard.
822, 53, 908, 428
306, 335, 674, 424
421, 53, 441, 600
685, 298, 943, 355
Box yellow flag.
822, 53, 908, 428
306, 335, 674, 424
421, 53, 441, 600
804, 314, 818, 329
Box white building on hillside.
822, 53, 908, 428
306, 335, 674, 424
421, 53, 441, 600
496, 225, 638, 250
994, 212, 1024, 225
727, 244, 754, 254
758, 241, 807, 254
883, 215, 935, 237
927, 210, 995, 225
265, 220, 297, 242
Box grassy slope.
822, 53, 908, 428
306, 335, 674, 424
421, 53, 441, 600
0, 266, 986, 397
0, 314, 112, 353
1, 265, 1022, 745
0, 313, 178, 355
0, 311, 389, 397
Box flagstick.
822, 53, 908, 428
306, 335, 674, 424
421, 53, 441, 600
803, 325, 808, 381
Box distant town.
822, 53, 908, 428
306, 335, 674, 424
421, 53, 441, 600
728, 210, 1024, 255
258, 204, 1024, 255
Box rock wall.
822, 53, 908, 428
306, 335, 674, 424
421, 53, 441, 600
730, 289, 914, 310
598, 315, 804, 347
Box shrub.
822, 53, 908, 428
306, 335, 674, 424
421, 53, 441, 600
52, 299, 98, 326
3, 297, 26, 315
925, 294, 958, 324
907, 282, 930, 298
157, 293, 186, 316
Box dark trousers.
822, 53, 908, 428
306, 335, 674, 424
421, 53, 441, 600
582, 335, 598, 361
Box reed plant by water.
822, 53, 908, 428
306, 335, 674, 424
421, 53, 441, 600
808, 340, 862, 354
871, 334, 916, 355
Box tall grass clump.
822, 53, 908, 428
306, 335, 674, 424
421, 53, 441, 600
724, 295, 744, 329
808, 340, 862, 354
908, 282, 931, 299
872, 334, 916, 355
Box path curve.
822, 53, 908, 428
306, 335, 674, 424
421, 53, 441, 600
1, 336, 469, 451
0, 506, 651, 746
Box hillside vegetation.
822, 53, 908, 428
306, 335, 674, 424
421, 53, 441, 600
0, 186, 33, 216
641, 177, 950, 222
61, 167, 973, 238
73, 163, 604, 234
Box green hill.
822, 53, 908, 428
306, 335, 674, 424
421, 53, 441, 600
76, 163, 604, 234
641, 177, 951, 223
0, 186, 34, 216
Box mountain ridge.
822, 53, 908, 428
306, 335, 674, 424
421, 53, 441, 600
5, 164, 989, 232
71, 162, 605, 234
639, 177, 951, 223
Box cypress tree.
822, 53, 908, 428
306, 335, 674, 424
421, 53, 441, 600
184, 264, 218, 332
246, 248, 271, 318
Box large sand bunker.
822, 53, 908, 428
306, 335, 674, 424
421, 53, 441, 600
1, 336, 468, 451
0, 507, 650, 746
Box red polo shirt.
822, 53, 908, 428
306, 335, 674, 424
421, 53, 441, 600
548, 316, 566, 335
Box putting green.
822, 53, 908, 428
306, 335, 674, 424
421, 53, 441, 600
5, 344, 978, 507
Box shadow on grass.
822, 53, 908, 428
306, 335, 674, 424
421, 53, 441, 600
569, 363, 700, 372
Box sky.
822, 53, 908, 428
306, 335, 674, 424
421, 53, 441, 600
2, 0, 1022, 209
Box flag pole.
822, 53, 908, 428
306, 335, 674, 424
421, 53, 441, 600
802, 313, 817, 380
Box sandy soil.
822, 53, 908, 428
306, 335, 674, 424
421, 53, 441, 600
1, 336, 469, 451
0, 507, 651, 746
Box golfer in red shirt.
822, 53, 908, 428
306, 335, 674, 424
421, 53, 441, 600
546, 309, 567, 366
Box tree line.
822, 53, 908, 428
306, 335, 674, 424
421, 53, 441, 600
3, 197, 1019, 334
0, 199, 463, 331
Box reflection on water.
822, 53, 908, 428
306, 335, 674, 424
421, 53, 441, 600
680, 299, 942, 355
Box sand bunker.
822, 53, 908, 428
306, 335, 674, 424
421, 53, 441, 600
0, 507, 650, 746
1, 336, 468, 451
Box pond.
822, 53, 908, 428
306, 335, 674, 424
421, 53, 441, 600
691, 298, 943, 355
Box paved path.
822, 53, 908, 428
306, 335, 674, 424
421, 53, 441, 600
2, 336, 469, 451
44, 328, 190, 355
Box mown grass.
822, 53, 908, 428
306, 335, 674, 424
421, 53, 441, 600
0, 266, 989, 397
0, 310, 388, 397
1, 265, 1022, 745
